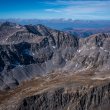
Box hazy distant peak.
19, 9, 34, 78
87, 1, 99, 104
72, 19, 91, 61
1, 21, 17, 27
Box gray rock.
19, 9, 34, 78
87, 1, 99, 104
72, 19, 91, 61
18, 83, 110, 110
0, 22, 78, 90
0, 22, 110, 90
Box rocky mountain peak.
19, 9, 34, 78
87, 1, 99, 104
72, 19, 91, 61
0, 22, 110, 110
0, 23, 79, 90
36, 24, 47, 29
0, 22, 110, 91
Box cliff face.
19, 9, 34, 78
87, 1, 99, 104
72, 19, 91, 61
0, 69, 110, 110
64, 33, 110, 72
18, 82, 110, 110
0, 22, 78, 90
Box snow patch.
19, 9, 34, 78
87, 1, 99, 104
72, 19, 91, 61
104, 49, 108, 52
16, 25, 21, 29
90, 46, 96, 50
75, 64, 78, 67
52, 46, 56, 49
77, 49, 81, 53
18, 65, 23, 67
32, 53, 35, 55
100, 47, 108, 52
65, 59, 68, 61
91, 77, 110, 80
100, 47, 104, 50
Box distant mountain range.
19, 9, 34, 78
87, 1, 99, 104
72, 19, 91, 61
0, 19, 110, 30
1, 19, 110, 38
64, 28, 110, 38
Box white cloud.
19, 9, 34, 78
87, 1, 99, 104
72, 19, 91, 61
43, 0, 110, 19
45, 9, 62, 13
44, 4, 106, 14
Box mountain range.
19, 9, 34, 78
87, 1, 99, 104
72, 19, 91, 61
64, 28, 110, 38
0, 22, 110, 110
0, 19, 110, 30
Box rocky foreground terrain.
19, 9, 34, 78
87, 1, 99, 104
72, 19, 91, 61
0, 22, 110, 110
0, 72, 110, 110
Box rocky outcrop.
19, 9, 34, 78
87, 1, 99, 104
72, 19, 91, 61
0, 22, 78, 90
0, 22, 23, 42
18, 82, 110, 110
64, 33, 110, 72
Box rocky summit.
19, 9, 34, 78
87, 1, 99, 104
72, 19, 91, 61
0, 22, 79, 90
0, 22, 110, 110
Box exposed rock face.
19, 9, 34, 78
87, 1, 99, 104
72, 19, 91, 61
0, 22, 110, 110
64, 33, 110, 72
0, 22, 78, 90
0, 22, 22, 42
18, 82, 110, 110
0, 22, 110, 91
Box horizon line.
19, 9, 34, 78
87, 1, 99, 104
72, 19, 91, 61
0, 18, 110, 21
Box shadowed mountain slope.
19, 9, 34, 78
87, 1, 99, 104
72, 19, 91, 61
0, 22, 78, 90
0, 22, 110, 91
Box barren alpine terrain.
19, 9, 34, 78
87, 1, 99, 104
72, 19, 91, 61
0, 71, 110, 110
0, 22, 110, 110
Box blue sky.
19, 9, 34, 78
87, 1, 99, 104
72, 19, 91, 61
0, 0, 110, 20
